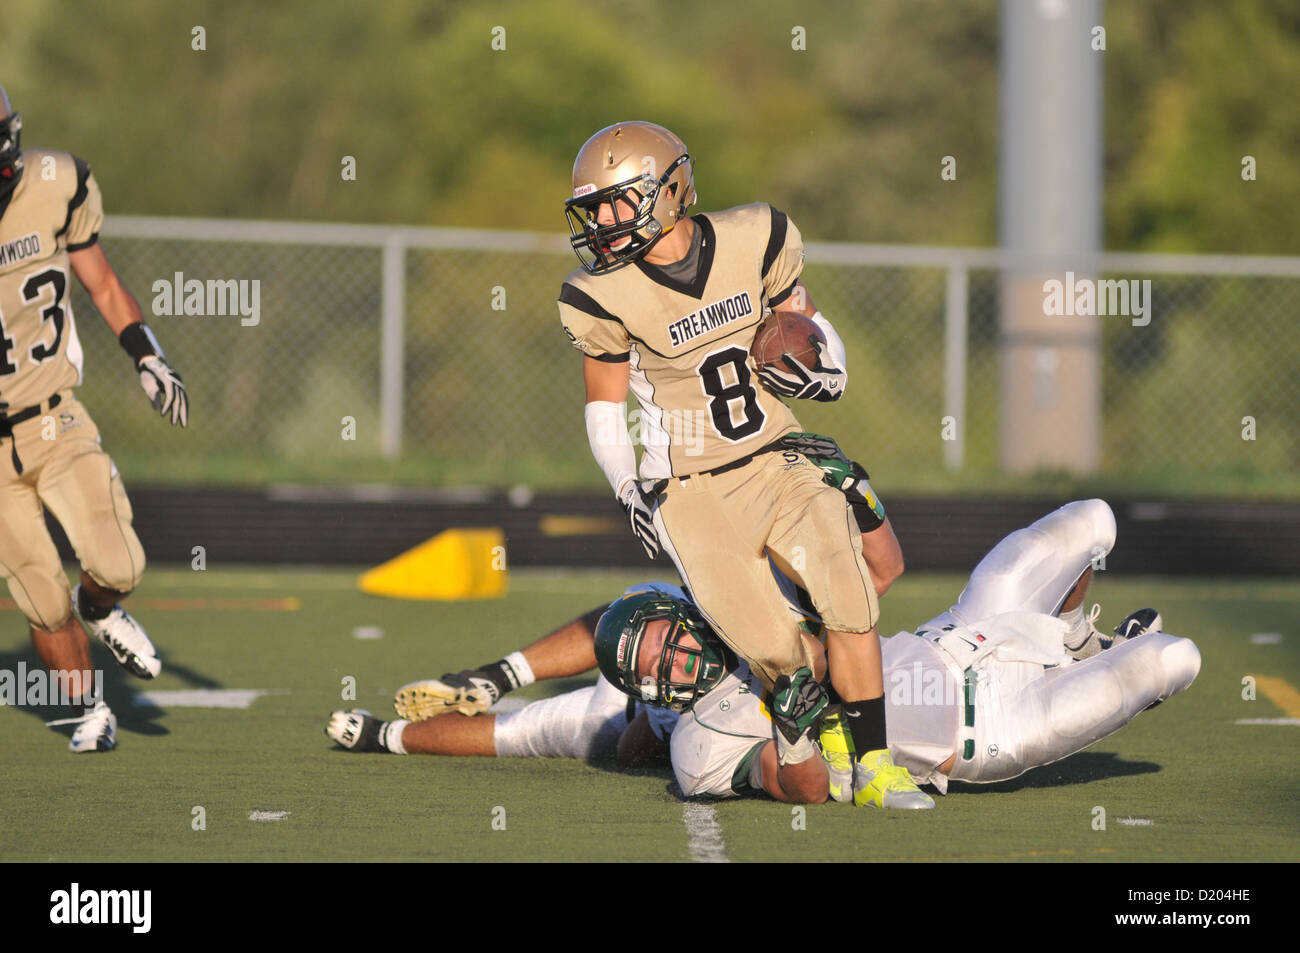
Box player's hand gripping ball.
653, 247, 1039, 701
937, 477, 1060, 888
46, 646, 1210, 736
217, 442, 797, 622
752, 311, 843, 402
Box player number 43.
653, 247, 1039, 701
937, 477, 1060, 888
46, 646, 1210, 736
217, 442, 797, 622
0, 266, 68, 376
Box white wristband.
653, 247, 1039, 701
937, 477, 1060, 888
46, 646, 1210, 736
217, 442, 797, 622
584, 400, 638, 500
808, 311, 847, 373
504, 651, 536, 688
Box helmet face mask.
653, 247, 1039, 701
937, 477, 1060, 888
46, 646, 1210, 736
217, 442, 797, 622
564, 173, 664, 274
0, 111, 23, 190
564, 122, 695, 275
594, 591, 728, 713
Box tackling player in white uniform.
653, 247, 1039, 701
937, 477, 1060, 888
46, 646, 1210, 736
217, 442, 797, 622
327, 500, 1201, 805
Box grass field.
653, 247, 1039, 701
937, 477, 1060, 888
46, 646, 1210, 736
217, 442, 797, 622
2, 567, 1297, 863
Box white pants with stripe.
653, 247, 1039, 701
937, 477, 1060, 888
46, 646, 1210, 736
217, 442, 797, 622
948, 632, 1201, 783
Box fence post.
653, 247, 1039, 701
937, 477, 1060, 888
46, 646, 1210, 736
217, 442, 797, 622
944, 263, 968, 470
380, 234, 406, 460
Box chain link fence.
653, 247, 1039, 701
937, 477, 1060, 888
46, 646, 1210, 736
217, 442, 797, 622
72, 217, 1299, 495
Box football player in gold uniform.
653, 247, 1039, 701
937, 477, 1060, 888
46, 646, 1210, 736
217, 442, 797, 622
0, 87, 188, 752
557, 122, 927, 808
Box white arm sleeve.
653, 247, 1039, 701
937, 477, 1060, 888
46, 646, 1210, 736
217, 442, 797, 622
584, 400, 637, 501
808, 311, 847, 373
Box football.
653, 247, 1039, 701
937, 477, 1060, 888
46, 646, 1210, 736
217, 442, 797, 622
750, 310, 825, 370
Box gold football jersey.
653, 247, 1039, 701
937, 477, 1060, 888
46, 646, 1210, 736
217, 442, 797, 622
559, 203, 806, 477
0, 150, 101, 411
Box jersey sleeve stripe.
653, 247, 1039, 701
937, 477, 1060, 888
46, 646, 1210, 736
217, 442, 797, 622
559, 282, 624, 325
732, 740, 768, 793
55, 155, 92, 241
768, 279, 797, 308
588, 351, 630, 363
67, 234, 99, 252
761, 206, 789, 279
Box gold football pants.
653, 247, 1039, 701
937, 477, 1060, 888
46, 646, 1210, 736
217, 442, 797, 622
0, 396, 145, 631
652, 448, 878, 690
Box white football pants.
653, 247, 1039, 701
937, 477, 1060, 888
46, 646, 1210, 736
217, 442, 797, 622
919, 498, 1117, 632
492, 675, 635, 759
948, 632, 1201, 783
922, 499, 1201, 783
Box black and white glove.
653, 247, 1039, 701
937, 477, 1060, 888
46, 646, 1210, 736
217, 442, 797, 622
756, 339, 844, 402
138, 356, 189, 427
620, 480, 661, 560
119, 323, 189, 428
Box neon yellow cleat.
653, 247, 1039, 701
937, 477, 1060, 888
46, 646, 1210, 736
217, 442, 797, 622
818, 711, 855, 803
853, 747, 935, 810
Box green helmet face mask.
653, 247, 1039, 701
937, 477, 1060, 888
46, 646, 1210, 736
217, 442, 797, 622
594, 591, 729, 713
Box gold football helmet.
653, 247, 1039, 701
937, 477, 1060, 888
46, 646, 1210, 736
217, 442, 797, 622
564, 121, 696, 274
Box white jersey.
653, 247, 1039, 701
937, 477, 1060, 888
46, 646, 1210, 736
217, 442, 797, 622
670, 659, 769, 797
668, 633, 963, 798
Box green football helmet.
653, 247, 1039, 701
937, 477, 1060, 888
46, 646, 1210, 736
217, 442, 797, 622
594, 590, 729, 713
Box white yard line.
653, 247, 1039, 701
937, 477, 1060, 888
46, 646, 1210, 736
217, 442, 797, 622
1234, 718, 1300, 726
133, 689, 270, 708
682, 803, 729, 863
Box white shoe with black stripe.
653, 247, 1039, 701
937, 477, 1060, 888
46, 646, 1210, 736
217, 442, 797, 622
74, 586, 161, 679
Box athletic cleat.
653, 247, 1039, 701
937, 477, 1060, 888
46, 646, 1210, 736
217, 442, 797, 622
327, 709, 387, 751
852, 747, 934, 809
818, 710, 854, 803
74, 586, 161, 679
68, 701, 117, 753
394, 672, 498, 720
1113, 608, 1163, 644
1065, 603, 1108, 660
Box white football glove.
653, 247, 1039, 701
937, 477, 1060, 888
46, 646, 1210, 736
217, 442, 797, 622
756, 339, 845, 402
620, 480, 661, 560
138, 355, 189, 427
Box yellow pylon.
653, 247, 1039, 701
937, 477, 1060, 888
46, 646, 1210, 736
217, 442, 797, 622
359, 528, 507, 600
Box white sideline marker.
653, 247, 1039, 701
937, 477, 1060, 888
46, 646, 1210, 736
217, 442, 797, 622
249, 810, 291, 822
682, 803, 729, 863
1250, 633, 1282, 644
1235, 717, 1300, 726
353, 626, 384, 640
133, 689, 269, 709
